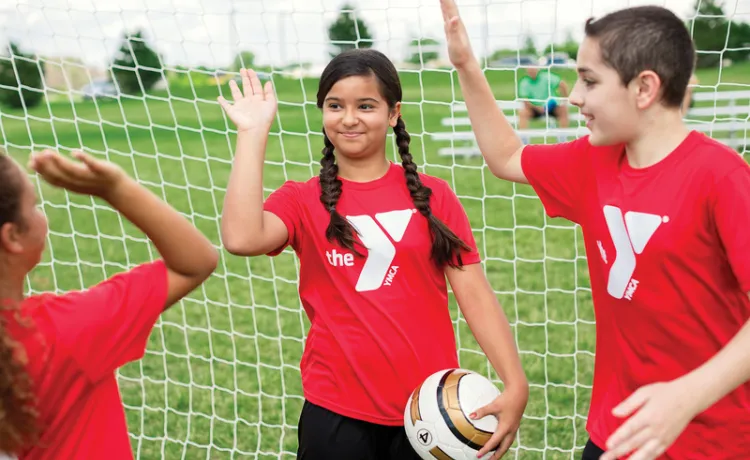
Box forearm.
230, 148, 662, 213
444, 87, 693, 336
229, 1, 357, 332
456, 61, 523, 173
681, 314, 750, 413
221, 130, 269, 249
462, 292, 527, 391
106, 178, 216, 276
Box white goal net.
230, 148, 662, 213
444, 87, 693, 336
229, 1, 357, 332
1, 0, 748, 458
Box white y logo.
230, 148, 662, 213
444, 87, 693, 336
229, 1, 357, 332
603, 205, 666, 300
346, 209, 414, 292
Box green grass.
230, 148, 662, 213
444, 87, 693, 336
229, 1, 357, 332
3, 61, 750, 459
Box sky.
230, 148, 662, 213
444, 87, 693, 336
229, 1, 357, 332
0, 0, 747, 70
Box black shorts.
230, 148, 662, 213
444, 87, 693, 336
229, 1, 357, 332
529, 99, 560, 118
297, 400, 422, 460
581, 438, 605, 460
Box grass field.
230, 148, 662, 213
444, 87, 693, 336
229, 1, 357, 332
1, 60, 749, 459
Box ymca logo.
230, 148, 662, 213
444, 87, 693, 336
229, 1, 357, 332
603, 205, 668, 300
325, 209, 415, 292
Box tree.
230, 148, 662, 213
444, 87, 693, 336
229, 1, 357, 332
231, 51, 256, 71
407, 38, 440, 65
521, 33, 537, 56
111, 30, 163, 94
544, 31, 579, 60
688, 0, 750, 68
327, 3, 374, 57
0, 42, 45, 109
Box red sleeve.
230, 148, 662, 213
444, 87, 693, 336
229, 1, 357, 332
263, 180, 303, 256
520, 137, 591, 224
46, 260, 168, 383
711, 165, 750, 292
433, 179, 481, 266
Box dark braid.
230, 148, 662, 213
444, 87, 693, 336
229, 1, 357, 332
318, 131, 364, 256
393, 117, 472, 268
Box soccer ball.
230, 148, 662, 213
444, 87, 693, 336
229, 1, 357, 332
404, 368, 501, 460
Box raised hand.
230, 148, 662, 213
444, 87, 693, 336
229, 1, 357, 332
28, 149, 127, 201
217, 68, 277, 134
440, 0, 476, 69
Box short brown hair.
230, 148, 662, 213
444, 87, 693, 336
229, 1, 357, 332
584, 5, 696, 108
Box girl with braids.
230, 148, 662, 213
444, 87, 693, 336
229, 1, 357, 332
0, 149, 217, 459
219, 50, 528, 460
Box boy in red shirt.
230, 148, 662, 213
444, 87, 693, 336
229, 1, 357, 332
218, 51, 528, 459
441, 1, 750, 459
0, 149, 217, 459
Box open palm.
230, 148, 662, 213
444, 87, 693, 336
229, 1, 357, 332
29, 149, 126, 201
440, 0, 475, 69
218, 68, 277, 133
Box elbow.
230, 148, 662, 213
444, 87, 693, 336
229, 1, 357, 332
196, 245, 220, 280
221, 232, 263, 257
222, 237, 253, 256
486, 160, 507, 180
221, 223, 251, 256
486, 157, 512, 180
487, 144, 523, 180
206, 247, 220, 272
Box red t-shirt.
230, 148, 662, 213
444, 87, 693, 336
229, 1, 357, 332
263, 162, 481, 425
522, 130, 750, 458
6, 260, 168, 459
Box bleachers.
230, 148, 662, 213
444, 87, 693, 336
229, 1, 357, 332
433, 90, 750, 156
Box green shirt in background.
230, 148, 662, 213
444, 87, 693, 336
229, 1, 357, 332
518, 70, 562, 107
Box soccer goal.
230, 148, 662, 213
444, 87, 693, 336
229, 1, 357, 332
1, 0, 747, 458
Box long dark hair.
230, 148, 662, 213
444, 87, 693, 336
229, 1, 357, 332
316, 49, 471, 268
0, 153, 39, 454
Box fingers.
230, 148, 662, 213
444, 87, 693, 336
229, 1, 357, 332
470, 400, 499, 420
613, 387, 650, 418
30, 151, 71, 187
493, 432, 517, 459
71, 150, 104, 173
247, 69, 263, 98
440, 0, 459, 22
47, 151, 92, 179
234, 68, 267, 100
30, 150, 91, 187
447, 16, 461, 34
477, 432, 502, 458
627, 438, 664, 460
600, 427, 652, 460
477, 425, 510, 458
217, 95, 232, 112
228, 78, 243, 102
606, 389, 652, 450
28, 149, 52, 171
240, 68, 253, 96
263, 80, 275, 102
605, 411, 649, 455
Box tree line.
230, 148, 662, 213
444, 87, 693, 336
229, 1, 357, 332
0, 0, 746, 109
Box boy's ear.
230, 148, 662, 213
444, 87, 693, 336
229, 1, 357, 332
633, 70, 662, 109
